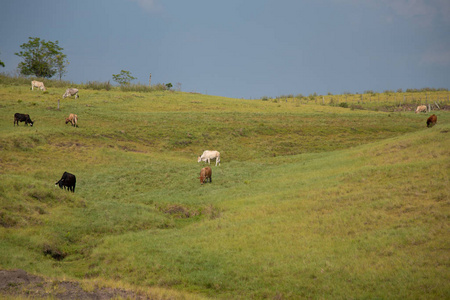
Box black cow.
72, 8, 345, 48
14, 113, 34, 126
55, 172, 76, 193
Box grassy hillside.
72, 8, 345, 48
0, 83, 449, 299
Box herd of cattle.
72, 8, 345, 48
15, 81, 440, 191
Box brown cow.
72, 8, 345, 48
65, 113, 78, 127
199, 167, 212, 184
426, 114, 437, 128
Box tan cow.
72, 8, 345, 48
415, 105, 427, 113
31, 81, 46, 91
65, 114, 78, 127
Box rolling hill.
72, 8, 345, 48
0, 83, 449, 299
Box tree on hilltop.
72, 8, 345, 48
15, 37, 68, 78
0, 51, 5, 67
112, 70, 136, 86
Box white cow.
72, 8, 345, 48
31, 81, 46, 91
198, 150, 221, 166
415, 105, 427, 113
63, 88, 79, 99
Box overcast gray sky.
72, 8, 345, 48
1, 0, 449, 98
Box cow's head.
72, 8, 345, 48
55, 179, 64, 188
28, 120, 34, 127
199, 175, 205, 184
65, 118, 70, 124
197, 156, 202, 163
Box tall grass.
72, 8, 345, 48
83, 81, 112, 90
0, 73, 74, 88
120, 83, 168, 92
269, 89, 450, 112
0, 73, 168, 93
0, 78, 449, 299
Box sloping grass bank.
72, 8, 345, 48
0, 83, 449, 299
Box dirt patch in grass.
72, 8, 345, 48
0, 269, 150, 299
159, 204, 199, 218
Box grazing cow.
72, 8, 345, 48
197, 150, 221, 166
55, 172, 76, 192
31, 80, 46, 91
415, 105, 427, 113
14, 113, 34, 126
199, 167, 212, 184
426, 114, 437, 128
63, 88, 79, 99
65, 113, 78, 127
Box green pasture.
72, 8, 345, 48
0, 82, 449, 299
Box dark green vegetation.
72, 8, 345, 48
1, 81, 449, 299
15, 37, 68, 79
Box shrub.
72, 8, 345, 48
112, 70, 136, 86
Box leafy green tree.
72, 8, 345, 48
55, 53, 69, 80
165, 83, 173, 90
0, 51, 5, 67
15, 37, 67, 78
112, 70, 137, 86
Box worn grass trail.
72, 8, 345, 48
0, 84, 449, 299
